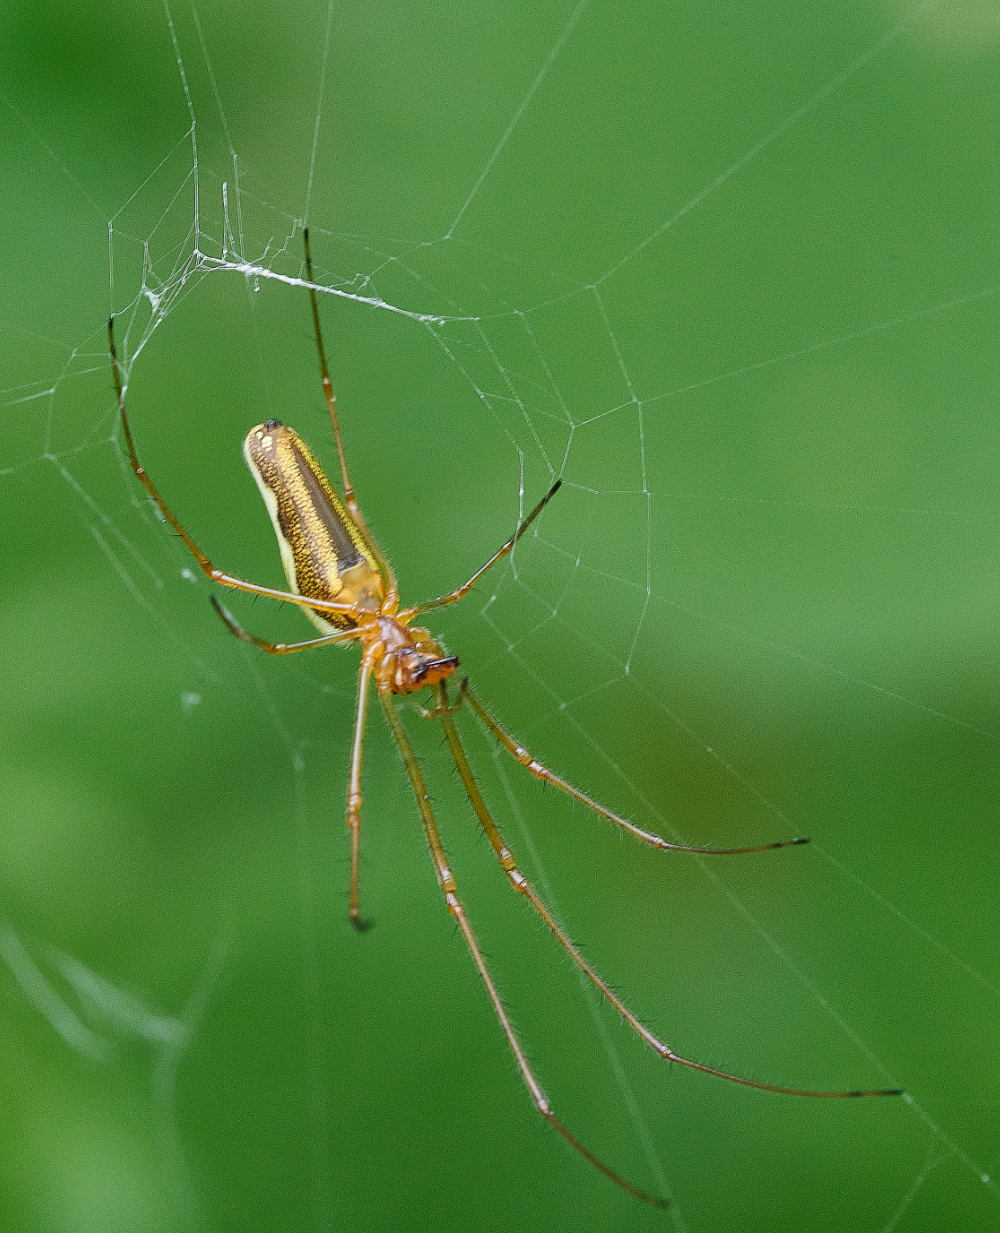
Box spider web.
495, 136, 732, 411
1, 0, 999, 1229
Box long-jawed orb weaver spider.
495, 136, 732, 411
109, 231, 902, 1208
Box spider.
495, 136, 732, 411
108, 231, 902, 1207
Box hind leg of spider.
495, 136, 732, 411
377, 687, 668, 1207
211, 596, 363, 654
302, 229, 397, 603
110, 318, 361, 626
457, 681, 809, 854
433, 681, 903, 1100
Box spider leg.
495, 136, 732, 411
459, 682, 809, 855
346, 652, 377, 930
402, 481, 561, 620
109, 317, 360, 624
303, 229, 399, 606
211, 596, 362, 654
377, 687, 668, 1207
433, 682, 903, 1101
213, 590, 373, 927
410, 676, 468, 719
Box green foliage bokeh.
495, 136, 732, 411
1, 2, 999, 1230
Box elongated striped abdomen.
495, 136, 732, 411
244, 420, 385, 632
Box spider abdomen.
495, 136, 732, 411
244, 420, 385, 632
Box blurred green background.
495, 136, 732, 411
2, 1, 999, 1229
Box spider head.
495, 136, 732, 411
386, 646, 459, 694
377, 617, 459, 694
